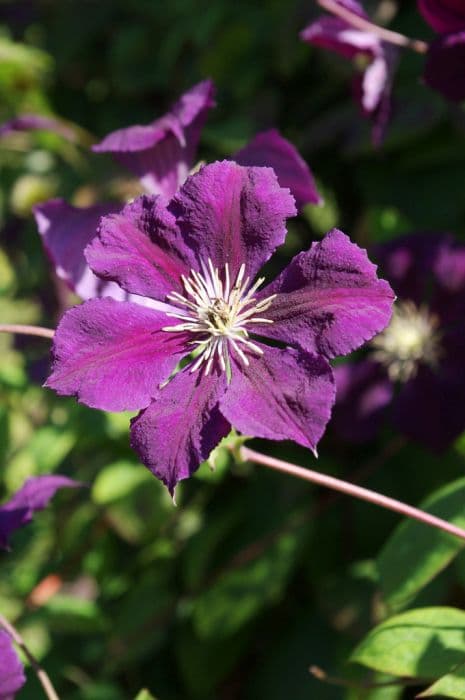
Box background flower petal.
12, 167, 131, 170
0, 475, 82, 550
169, 160, 296, 281
233, 128, 322, 210
92, 80, 215, 197
418, 0, 465, 33
34, 199, 123, 301
45, 299, 188, 411
424, 32, 465, 102
332, 360, 393, 442
0, 630, 26, 697
130, 369, 229, 496
86, 195, 196, 301
255, 228, 394, 359
0, 113, 77, 141
220, 345, 335, 454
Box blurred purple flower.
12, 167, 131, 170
424, 32, 465, 101
45, 160, 394, 494
0, 630, 25, 699
418, 0, 465, 101
333, 233, 465, 451
0, 475, 82, 550
418, 0, 465, 33
0, 114, 77, 141
300, 0, 398, 145
32, 81, 321, 303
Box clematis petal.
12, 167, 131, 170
130, 368, 229, 495
220, 345, 335, 455
0, 113, 76, 141
394, 366, 465, 452
92, 80, 215, 197
34, 199, 124, 300
86, 195, 196, 301
418, 0, 465, 34
233, 129, 322, 210
169, 160, 296, 281
0, 630, 26, 698
332, 360, 393, 442
376, 232, 451, 304
424, 32, 465, 102
0, 475, 82, 550
254, 229, 394, 359
45, 298, 188, 412
300, 16, 379, 61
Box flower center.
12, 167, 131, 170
371, 300, 442, 382
162, 259, 275, 376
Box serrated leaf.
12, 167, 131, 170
418, 660, 465, 698
377, 478, 465, 611
351, 607, 465, 679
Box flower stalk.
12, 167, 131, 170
0, 324, 55, 339
317, 0, 429, 54
0, 614, 60, 700
240, 446, 465, 542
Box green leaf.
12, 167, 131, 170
351, 607, 465, 679
192, 527, 306, 638
133, 691, 158, 700
419, 661, 465, 698
92, 460, 152, 504
377, 478, 465, 610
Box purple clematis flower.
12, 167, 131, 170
423, 31, 465, 102
418, 0, 465, 34
0, 113, 77, 141
45, 160, 394, 495
300, 0, 398, 146
0, 630, 25, 699
32, 81, 321, 303
418, 0, 465, 101
333, 233, 465, 451
0, 475, 82, 550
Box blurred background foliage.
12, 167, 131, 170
1, 0, 465, 698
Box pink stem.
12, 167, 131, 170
0, 324, 54, 339
241, 446, 465, 541
317, 0, 429, 54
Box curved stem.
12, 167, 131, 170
0, 614, 60, 700
241, 446, 465, 542
317, 0, 429, 54
0, 324, 54, 339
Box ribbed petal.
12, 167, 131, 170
300, 16, 379, 61
169, 160, 296, 281
86, 195, 196, 301
130, 368, 229, 495
220, 345, 335, 455
255, 229, 394, 359
233, 129, 322, 210
45, 299, 188, 412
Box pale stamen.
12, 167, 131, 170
371, 300, 442, 382
162, 259, 275, 376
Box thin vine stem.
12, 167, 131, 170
310, 665, 425, 689
0, 324, 55, 339
240, 446, 465, 542
317, 0, 429, 54
0, 614, 60, 700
